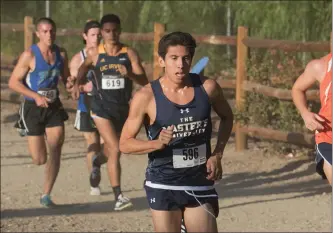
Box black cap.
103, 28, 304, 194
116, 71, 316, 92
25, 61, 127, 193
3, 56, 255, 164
84, 20, 100, 34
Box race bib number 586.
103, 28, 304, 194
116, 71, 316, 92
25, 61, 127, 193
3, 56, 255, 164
37, 88, 57, 102
172, 144, 206, 168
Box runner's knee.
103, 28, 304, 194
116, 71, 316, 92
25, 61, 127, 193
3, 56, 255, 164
46, 131, 65, 150
323, 161, 332, 185
84, 132, 99, 144
32, 154, 47, 165
105, 145, 120, 159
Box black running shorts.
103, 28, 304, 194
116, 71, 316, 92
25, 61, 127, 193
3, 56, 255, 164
14, 98, 68, 136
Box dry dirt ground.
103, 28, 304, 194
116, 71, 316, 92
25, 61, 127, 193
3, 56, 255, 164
0, 98, 331, 232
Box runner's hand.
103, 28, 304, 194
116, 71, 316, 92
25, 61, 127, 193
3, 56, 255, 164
155, 125, 174, 150
66, 76, 75, 92
206, 154, 223, 181
301, 111, 325, 131
82, 81, 93, 93
118, 64, 132, 77
34, 95, 51, 108
71, 84, 80, 100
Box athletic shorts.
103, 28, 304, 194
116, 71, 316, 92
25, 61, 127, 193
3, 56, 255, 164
90, 99, 129, 133
74, 110, 96, 132
144, 183, 219, 218
14, 98, 68, 136
315, 143, 332, 179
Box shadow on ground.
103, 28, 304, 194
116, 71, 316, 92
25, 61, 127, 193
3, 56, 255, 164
1, 197, 148, 219
1, 157, 330, 219
216, 158, 331, 209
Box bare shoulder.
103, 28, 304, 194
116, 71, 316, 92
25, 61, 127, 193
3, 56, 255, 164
126, 47, 140, 59
130, 84, 154, 112
127, 46, 138, 54
306, 57, 326, 72
86, 46, 98, 57
21, 48, 34, 59
132, 83, 154, 104
17, 48, 34, 65
305, 54, 329, 73
303, 55, 329, 82
70, 51, 82, 65
200, 75, 221, 98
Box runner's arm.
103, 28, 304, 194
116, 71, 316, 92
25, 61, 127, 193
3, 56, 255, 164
204, 78, 233, 160
119, 87, 162, 154
8, 50, 40, 100
292, 59, 323, 116
75, 48, 95, 87
59, 47, 70, 85
69, 53, 87, 92
292, 59, 326, 131
69, 53, 82, 78
126, 48, 149, 86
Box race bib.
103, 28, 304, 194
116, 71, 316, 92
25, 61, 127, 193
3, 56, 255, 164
37, 88, 57, 102
102, 75, 125, 90
172, 144, 207, 169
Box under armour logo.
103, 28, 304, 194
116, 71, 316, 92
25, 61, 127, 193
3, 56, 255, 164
180, 108, 190, 114
100, 58, 105, 63
150, 198, 155, 203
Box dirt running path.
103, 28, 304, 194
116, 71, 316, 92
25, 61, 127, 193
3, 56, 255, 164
0, 100, 331, 232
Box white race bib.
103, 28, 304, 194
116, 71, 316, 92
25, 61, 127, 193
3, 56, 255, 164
37, 88, 57, 102
172, 144, 207, 169
101, 75, 125, 90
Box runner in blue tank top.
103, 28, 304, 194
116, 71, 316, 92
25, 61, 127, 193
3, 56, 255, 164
9, 17, 70, 207
119, 32, 234, 232
68, 20, 107, 196
70, 14, 149, 211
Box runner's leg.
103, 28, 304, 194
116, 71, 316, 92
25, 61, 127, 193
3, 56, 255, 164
44, 125, 64, 196
93, 116, 132, 210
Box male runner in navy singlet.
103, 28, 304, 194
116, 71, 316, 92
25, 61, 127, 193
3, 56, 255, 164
119, 32, 234, 232
71, 14, 148, 210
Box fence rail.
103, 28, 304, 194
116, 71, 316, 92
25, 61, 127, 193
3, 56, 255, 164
217, 79, 320, 101
1, 16, 330, 151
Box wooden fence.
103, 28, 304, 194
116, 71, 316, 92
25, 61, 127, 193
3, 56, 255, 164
1, 16, 330, 151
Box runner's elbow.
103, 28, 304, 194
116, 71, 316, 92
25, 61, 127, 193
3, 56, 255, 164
119, 139, 130, 153
8, 77, 17, 90
291, 85, 305, 97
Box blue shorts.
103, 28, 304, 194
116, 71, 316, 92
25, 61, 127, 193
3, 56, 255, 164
315, 143, 332, 179
144, 183, 219, 218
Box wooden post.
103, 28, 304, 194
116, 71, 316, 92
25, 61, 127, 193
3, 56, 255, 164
24, 16, 34, 50
153, 23, 165, 80
235, 26, 248, 151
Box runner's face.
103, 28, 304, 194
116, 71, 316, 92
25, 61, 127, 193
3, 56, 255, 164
159, 45, 192, 84
36, 23, 56, 46
84, 28, 101, 48
101, 22, 121, 45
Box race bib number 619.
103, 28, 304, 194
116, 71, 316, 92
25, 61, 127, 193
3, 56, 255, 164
102, 75, 125, 90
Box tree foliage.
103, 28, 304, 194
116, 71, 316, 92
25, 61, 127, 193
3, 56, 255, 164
1, 0, 330, 67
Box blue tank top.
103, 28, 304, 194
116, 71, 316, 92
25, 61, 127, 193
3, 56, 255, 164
24, 44, 63, 101
144, 74, 213, 187
77, 49, 94, 112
